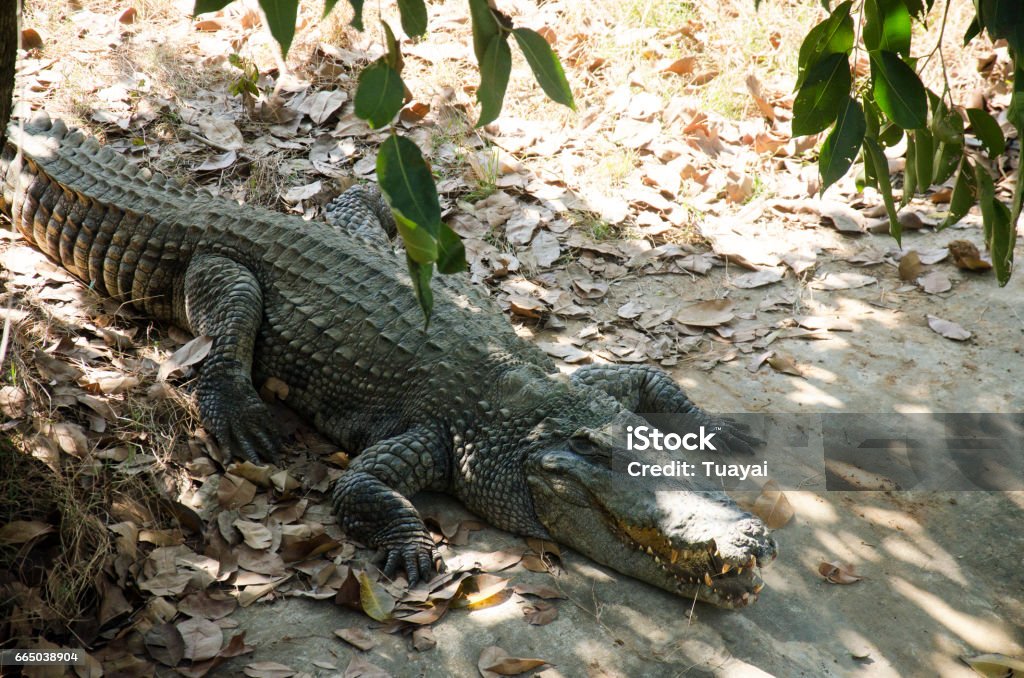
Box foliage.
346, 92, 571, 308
193, 0, 575, 321
789, 0, 1023, 285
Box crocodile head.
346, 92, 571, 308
522, 409, 777, 608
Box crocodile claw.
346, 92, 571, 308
198, 366, 281, 464
707, 417, 765, 455
380, 540, 445, 587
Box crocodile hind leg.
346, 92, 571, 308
184, 253, 281, 463
322, 184, 397, 244
332, 426, 449, 585
570, 364, 763, 454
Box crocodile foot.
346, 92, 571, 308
198, 365, 281, 464
379, 531, 445, 587
705, 416, 765, 455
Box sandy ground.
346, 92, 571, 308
220, 221, 1024, 677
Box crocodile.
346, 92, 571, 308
1, 113, 776, 608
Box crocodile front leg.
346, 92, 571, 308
571, 364, 763, 454
184, 253, 280, 463
331, 426, 449, 585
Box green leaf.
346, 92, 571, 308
792, 53, 851, 136
870, 51, 927, 130
194, 0, 234, 13
258, 0, 299, 57
975, 163, 996, 245
355, 60, 405, 129
963, 15, 980, 45
436, 224, 467, 274
512, 28, 575, 110
975, 163, 1015, 285
966, 108, 1006, 156
878, 122, 904, 147
397, 0, 427, 37
796, 0, 854, 90
929, 94, 965, 145
932, 141, 962, 185
940, 159, 975, 229
376, 134, 442, 263
394, 212, 438, 263
819, 97, 865, 192
407, 254, 434, 325
902, 133, 916, 207
476, 35, 512, 126
381, 21, 401, 69
913, 129, 934, 193
863, 136, 901, 244
468, 0, 501, 65
864, 0, 911, 55
977, 0, 1024, 56
1009, 62, 1024, 134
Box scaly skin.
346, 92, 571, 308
1, 114, 777, 607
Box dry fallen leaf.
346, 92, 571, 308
478, 646, 548, 678
898, 251, 923, 281
948, 239, 992, 271
145, 622, 185, 667
732, 269, 784, 289
917, 271, 951, 294
233, 520, 273, 550
158, 335, 213, 381
0, 520, 54, 545
926, 315, 971, 341
198, 116, 244, 150
177, 617, 223, 662
767, 354, 804, 378
243, 661, 296, 678
960, 653, 1024, 677
358, 571, 395, 622
217, 474, 257, 509
674, 299, 734, 327
334, 627, 377, 651
818, 561, 864, 584
195, 150, 237, 172
747, 351, 773, 373
513, 583, 566, 599
810, 272, 877, 290
453, 573, 509, 608
412, 626, 436, 652
746, 480, 794, 528
0, 385, 27, 419
523, 600, 559, 625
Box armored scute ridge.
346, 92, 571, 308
1, 113, 776, 608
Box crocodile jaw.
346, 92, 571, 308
526, 450, 777, 608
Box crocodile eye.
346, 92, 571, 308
568, 435, 610, 460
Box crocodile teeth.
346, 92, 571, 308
736, 567, 744, 575
654, 555, 661, 564
670, 549, 679, 564
721, 563, 731, 574
753, 582, 765, 594
703, 573, 713, 586
748, 555, 757, 568
645, 546, 654, 556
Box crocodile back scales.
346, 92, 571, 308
1, 115, 556, 448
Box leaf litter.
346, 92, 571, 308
4, 0, 1012, 671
